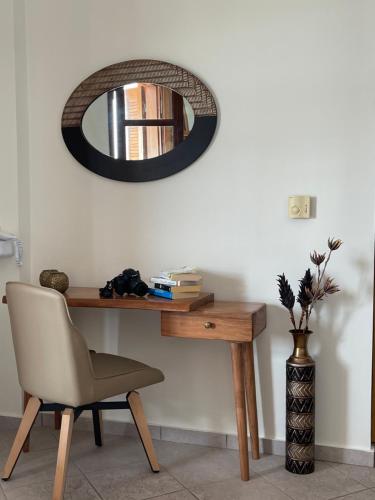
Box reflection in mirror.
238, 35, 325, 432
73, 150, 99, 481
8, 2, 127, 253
82, 83, 194, 161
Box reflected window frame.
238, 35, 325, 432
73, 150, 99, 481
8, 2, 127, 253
107, 84, 185, 161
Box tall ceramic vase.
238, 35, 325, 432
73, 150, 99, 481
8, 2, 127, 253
286, 330, 315, 474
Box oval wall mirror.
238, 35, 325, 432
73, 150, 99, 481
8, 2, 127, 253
62, 60, 217, 182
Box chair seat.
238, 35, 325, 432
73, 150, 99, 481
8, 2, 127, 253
89, 352, 164, 403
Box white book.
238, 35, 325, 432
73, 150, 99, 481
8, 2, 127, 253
160, 266, 197, 278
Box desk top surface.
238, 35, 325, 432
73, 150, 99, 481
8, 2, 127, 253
63, 287, 214, 312
2, 287, 266, 315
0, 287, 215, 312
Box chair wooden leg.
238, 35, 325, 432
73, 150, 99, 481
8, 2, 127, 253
92, 409, 103, 447
54, 410, 62, 431
52, 408, 74, 500
1, 396, 41, 480
243, 342, 260, 459
22, 391, 32, 452
230, 342, 250, 481
127, 391, 160, 472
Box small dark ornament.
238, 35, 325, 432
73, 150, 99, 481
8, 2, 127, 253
39, 269, 58, 287
99, 281, 114, 298
39, 270, 69, 294
99, 268, 148, 298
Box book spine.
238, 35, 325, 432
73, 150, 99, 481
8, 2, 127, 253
148, 288, 173, 299
155, 283, 171, 292
150, 277, 177, 286
156, 284, 201, 293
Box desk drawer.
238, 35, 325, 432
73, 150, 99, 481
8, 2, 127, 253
161, 312, 252, 342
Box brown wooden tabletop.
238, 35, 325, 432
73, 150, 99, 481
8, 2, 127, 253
2, 287, 215, 313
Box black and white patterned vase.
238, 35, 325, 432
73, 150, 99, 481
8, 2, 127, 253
286, 330, 315, 474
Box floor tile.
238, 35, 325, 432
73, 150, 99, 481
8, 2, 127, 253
331, 463, 375, 489
249, 453, 285, 474
0, 416, 42, 432
57, 428, 97, 447
0, 448, 81, 492
333, 490, 375, 500
154, 439, 242, 488
4, 475, 101, 500
166, 447, 242, 487
71, 434, 148, 473
260, 459, 365, 500
86, 462, 182, 500
153, 440, 215, 469
151, 490, 197, 500
191, 475, 291, 500
2, 430, 373, 500
0, 427, 57, 457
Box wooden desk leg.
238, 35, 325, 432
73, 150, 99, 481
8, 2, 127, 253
230, 343, 250, 481
243, 342, 260, 460
22, 392, 31, 453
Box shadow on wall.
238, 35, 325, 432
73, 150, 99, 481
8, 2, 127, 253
256, 304, 290, 441
201, 271, 248, 301
257, 301, 349, 445
259, 254, 372, 447
311, 255, 372, 448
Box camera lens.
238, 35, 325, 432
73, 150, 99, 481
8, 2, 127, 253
132, 281, 149, 297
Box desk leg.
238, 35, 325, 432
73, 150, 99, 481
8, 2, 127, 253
230, 343, 249, 481
243, 342, 260, 459
22, 392, 31, 453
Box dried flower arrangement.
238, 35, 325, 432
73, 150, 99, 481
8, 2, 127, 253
277, 238, 343, 331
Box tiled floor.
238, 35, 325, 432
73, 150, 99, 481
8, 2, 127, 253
0, 427, 375, 499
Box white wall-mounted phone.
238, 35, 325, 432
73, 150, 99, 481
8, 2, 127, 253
0, 229, 23, 266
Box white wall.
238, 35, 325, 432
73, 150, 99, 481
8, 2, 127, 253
1, 0, 375, 452
0, 0, 22, 416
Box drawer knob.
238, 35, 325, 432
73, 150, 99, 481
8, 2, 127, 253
204, 321, 215, 329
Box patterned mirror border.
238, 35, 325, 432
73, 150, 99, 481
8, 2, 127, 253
61, 59, 217, 182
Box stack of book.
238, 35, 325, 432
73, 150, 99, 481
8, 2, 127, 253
148, 267, 202, 300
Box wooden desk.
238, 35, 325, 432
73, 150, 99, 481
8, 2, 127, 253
2, 287, 266, 481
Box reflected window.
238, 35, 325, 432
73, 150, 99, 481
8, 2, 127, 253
125, 126, 174, 161
108, 83, 191, 160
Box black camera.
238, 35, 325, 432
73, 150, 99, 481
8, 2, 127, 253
99, 268, 148, 298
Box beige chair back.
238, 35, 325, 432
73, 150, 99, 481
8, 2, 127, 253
6, 282, 95, 406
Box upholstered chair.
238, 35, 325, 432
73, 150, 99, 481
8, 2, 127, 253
1, 282, 164, 500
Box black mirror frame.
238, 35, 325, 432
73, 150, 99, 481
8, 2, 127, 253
61, 59, 217, 182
